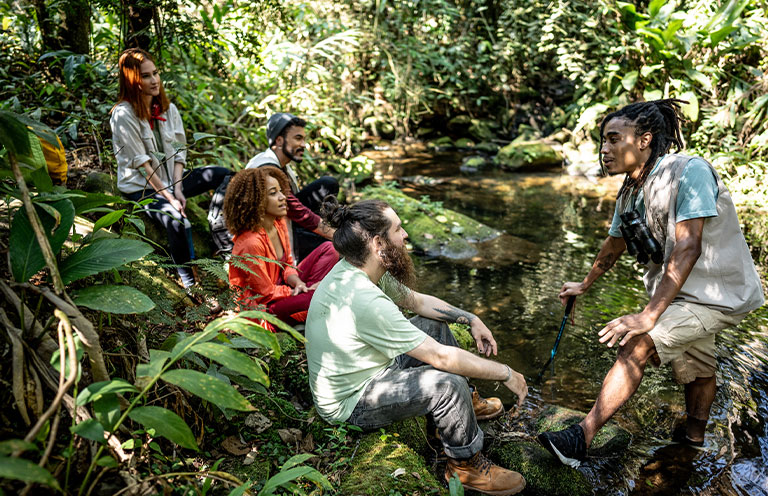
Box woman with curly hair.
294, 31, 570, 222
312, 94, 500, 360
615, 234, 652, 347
110, 48, 229, 288
224, 167, 338, 324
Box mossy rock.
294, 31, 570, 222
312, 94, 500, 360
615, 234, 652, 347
428, 136, 455, 150
231, 458, 271, 486
83, 172, 118, 195
535, 405, 631, 456
474, 141, 500, 154
449, 323, 474, 352
447, 114, 472, 131
339, 418, 446, 496
139, 193, 216, 261
488, 441, 591, 496
494, 139, 563, 171
460, 155, 488, 174
454, 137, 475, 149
360, 186, 501, 259
468, 119, 497, 142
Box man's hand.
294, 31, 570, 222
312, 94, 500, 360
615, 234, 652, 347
470, 319, 497, 357
503, 367, 528, 409
598, 311, 657, 347
558, 281, 586, 305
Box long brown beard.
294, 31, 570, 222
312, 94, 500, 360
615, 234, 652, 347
381, 240, 415, 288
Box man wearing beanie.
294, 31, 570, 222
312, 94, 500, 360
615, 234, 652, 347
246, 113, 338, 260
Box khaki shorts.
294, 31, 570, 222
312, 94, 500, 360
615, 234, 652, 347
648, 301, 745, 384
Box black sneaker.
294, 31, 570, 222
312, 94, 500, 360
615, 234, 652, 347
537, 424, 587, 469
670, 424, 705, 447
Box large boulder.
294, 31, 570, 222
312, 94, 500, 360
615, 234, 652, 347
468, 119, 498, 142
339, 417, 447, 496
494, 138, 563, 171
360, 186, 501, 258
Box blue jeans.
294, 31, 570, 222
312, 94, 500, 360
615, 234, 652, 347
346, 316, 483, 459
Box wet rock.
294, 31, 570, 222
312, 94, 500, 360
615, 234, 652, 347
363, 116, 395, 140
535, 405, 632, 456
83, 172, 117, 195
340, 417, 446, 496
460, 155, 488, 174
360, 186, 501, 259
494, 138, 563, 171
488, 441, 591, 496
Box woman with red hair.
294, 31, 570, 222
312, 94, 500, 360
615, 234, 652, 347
224, 167, 338, 326
110, 48, 229, 288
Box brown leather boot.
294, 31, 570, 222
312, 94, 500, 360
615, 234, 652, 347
472, 390, 504, 420
445, 451, 525, 495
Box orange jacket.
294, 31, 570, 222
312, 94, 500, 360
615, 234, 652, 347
229, 218, 299, 309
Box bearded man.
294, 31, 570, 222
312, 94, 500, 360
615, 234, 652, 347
305, 197, 528, 496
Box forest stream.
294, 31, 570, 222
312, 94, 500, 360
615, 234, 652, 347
369, 146, 768, 496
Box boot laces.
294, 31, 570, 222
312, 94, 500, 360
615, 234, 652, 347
470, 452, 492, 475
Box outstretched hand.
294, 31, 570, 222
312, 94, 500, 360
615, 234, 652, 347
470, 319, 497, 357
598, 311, 656, 347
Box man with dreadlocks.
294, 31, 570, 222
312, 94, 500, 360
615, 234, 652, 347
538, 99, 764, 468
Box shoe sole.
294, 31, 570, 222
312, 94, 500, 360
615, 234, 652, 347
537, 433, 582, 469
476, 406, 505, 421
461, 480, 526, 496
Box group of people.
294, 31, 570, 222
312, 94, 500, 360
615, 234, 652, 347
110, 48, 764, 496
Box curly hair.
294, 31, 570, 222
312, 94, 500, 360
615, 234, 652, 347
223, 167, 291, 236
599, 99, 687, 199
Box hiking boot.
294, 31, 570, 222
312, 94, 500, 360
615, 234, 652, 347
472, 390, 504, 420
537, 423, 587, 469
445, 451, 525, 496
670, 423, 705, 447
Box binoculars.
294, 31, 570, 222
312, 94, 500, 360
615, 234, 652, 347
619, 210, 663, 264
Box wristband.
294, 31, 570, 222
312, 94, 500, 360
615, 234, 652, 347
503, 365, 512, 383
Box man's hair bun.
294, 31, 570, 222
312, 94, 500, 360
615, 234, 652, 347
320, 195, 347, 228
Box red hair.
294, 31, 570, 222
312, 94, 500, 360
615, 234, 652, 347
115, 48, 170, 121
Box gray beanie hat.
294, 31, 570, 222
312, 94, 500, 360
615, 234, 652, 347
267, 113, 300, 146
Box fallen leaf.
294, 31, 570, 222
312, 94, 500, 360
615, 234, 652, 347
391, 468, 406, 478
300, 432, 315, 452
222, 435, 250, 456
278, 428, 302, 444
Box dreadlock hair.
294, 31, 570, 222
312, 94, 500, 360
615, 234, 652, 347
223, 166, 290, 237
320, 196, 391, 267
599, 99, 687, 199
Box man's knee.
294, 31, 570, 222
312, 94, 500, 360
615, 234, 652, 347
617, 334, 656, 365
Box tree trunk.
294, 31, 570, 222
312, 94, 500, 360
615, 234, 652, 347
60, 0, 91, 54
123, 0, 155, 50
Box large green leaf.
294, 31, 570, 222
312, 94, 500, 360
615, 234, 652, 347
76, 379, 138, 406
66, 190, 128, 215
93, 209, 126, 232
161, 369, 254, 411
72, 285, 155, 314
191, 343, 269, 387
59, 238, 153, 284
0, 439, 38, 455
0, 455, 60, 490
136, 349, 171, 378
0, 110, 33, 156
71, 418, 106, 444
679, 91, 699, 122
128, 406, 198, 450
9, 199, 75, 282
93, 394, 121, 432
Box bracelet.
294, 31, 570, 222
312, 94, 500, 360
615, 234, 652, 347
503, 365, 512, 383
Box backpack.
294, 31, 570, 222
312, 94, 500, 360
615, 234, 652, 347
208, 173, 233, 255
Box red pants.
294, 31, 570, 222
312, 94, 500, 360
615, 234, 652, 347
268, 241, 338, 324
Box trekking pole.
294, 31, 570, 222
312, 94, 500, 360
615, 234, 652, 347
537, 295, 576, 381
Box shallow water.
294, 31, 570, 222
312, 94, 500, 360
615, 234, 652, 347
387, 149, 768, 495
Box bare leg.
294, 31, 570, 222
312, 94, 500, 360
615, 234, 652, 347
579, 334, 657, 446
683, 375, 716, 442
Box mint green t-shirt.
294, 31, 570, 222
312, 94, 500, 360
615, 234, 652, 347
305, 259, 427, 423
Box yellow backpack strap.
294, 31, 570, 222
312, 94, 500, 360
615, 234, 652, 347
39, 132, 68, 185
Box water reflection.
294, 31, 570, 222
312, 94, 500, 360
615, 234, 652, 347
391, 155, 768, 496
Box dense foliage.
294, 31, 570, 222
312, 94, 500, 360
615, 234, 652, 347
1, 0, 767, 493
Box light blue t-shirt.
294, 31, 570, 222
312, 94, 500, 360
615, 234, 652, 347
608, 156, 719, 238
